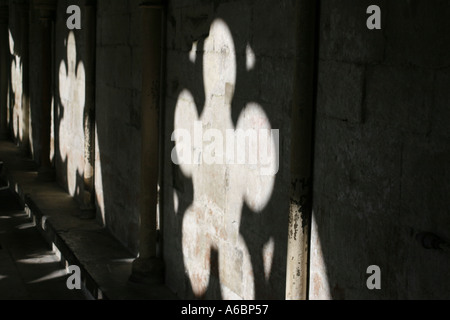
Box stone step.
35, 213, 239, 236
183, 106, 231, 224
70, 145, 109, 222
0, 139, 178, 300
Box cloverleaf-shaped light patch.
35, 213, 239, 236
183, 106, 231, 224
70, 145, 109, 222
173, 19, 279, 299
58, 32, 86, 196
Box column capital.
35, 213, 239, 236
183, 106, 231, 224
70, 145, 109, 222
33, 0, 57, 21
15, 0, 30, 18
16, 0, 30, 8
139, 0, 165, 9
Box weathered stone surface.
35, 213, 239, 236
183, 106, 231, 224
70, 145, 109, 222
319, 0, 386, 63
163, 0, 293, 300
313, 118, 402, 218
432, 68, 450, 139
94, 0, 142, 254
316, 61, 365, 123
365, 64, 434, 134
384, 0, 450, 68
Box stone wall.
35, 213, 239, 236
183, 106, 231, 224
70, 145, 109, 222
162, 0, 296, 299
94, 0, 142, 254
54, 0, 88, 203
310, 0, 450, 299
8, 0, 144, 255
28, 1, 42, 163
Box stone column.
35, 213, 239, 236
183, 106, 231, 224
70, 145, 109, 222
80, 0, 97, 218
0, 1, 8, 139
130, 0, 164, 285
285, 0, 317, 300
18, 1, 30, 153
34, 0, 56, 181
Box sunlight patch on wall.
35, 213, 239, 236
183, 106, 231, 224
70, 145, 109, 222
263, 237, 274, 281
95, 124, 105, 226
9, 29, 24, 143
308, 213, 331, 300
8, 29, 14, 55
6, 82, 10, 128
28, 105, 34, 157
174, 19, 278, 300
58, 31, 86, 196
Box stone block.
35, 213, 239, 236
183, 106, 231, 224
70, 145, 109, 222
316, 60, 365, 123
252, 0, 296, 58
313, 117, 402, 217
365, 65, 433, 134
258, 56, 295, 109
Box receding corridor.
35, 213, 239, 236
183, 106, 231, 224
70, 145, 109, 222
1, 0, 450, 301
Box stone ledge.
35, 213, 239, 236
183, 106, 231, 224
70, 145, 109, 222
0, 139, 178, 300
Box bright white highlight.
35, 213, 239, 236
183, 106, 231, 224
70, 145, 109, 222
58, 32, 86, 196
246, 43, 256, 71
174, 19, 278, 299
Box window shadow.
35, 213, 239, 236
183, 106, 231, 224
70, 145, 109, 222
164, 7, 289, 300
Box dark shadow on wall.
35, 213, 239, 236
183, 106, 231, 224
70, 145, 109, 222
164, 4, 290, 299
53, 29, 88, 216
4, 0, 141, 287
310, 0, 450, 300
25, 0, 136, 256
27, 5, 42, 166
91, 4, 141, 254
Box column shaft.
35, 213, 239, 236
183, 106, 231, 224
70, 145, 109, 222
20, 3, 30, 153
131, 0, 164, 285
286, 0, 317, 300
38, 17, 53, 179
0, 4, 8, 139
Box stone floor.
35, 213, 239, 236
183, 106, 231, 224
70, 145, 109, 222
0, 139, 178, 300
0, 188, 87, 300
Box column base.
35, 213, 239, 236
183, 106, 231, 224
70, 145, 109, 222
129, 257, 164, 286
0, 130, 8, 140
79, 190, 96, 219
37, 166, 55, 182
